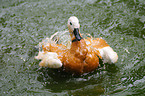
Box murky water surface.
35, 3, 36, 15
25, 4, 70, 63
0, 0, 145, 95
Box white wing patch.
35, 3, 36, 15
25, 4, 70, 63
35, 51, 62, 68
98, 46, 118, 64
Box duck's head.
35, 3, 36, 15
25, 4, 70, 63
67, 16, 82, 42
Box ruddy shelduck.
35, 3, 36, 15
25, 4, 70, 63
35, 16, 118, 75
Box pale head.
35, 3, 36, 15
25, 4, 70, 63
67, 16, 80, 32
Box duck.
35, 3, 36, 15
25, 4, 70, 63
35, 16, 118, 75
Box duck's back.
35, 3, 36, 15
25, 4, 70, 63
85, 37, 109, 49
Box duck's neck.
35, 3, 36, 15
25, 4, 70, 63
70, 30, 85, 51
70, 39, 88, 59
72, 37, 83, 42
71, 39, 86, 48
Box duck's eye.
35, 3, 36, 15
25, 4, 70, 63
70, 22, 72, 25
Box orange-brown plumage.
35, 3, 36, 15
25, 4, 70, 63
85, 37, 109, 49
35, 16, 118, 75
42, 38, 99, 74
62, 39, 99, 74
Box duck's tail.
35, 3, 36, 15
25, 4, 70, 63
98, 46, 118, 64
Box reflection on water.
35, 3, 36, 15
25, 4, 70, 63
37, 63, 119, 95
0, 0, 145, 95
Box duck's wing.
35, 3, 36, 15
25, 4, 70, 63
35, 39, 65, 68
84, 37, 118, 64
35, 31, 70, 68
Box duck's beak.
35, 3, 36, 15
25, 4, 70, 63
73, 28, 82, 41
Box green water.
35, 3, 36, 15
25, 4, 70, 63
0, 0, 145, 95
